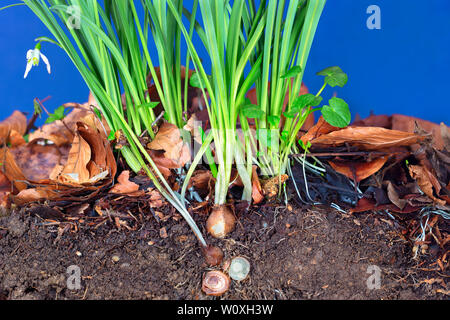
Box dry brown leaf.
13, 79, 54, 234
148, 188, 164, 208
0, 171, 11, 207
188, 170, 215, 191
0, 111, 27, 142
78, 122, 116, 178
11, 142, 66, 182
392, 114, 447, 150
251, 166, 264, 204
8, 130, 26, 147
13, 188, 49, 206
110, 171, 143, 196
147, 122, 191, 175
52, 131, 91, 184
183, 114, 203, 146
310, 127, 424, 150
386, 181, 407, 210
408, 165, 446, 206
0, 147, 28, 191
300, 116, 340, 145
328, 156, 388, 182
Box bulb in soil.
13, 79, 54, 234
201, 245, 224, 266
206, 205, 236, 239
202, 270, 230, 296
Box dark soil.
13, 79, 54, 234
0, 204, 448, 300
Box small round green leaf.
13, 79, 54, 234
316, 66, 348, 87
321, 97, 351, 128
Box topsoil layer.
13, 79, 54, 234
0, 204, 447, 300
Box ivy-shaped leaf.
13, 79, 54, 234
189, 72, 211, 89
280, 65, 302, 79
268, 115, 281, 127
316, 66, 348, 87
321, 97, 351, 128
241, 104, 265, 119
283, 94, 322, 118
45, 105, 66, 124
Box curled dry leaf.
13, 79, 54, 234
12, 188, 49, 206
310, 127, 424, 151
300, 115, 340, 145
251, 166, 264, 204
1, 114, 116, 206
8, 130, 26, 147
0, 147, 28, 191
110, 171, 143, 196
328, 156, 388, 182
50, 122, 115, 185
183, 114, 203, 146
147, 122, 191, 178
0, 111, 27, 143
408, 165, 446, 206
0, 171, 11, 207
386, 181, 407, 210
188, 169, 215, 199
11, 141, 67, 182
50, 130, 91, 184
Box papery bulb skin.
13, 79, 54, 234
206, 205, 236, 239
202, 245, 224, 266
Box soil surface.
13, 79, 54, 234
0, 204, 448, 300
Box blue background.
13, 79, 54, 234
0, 0, 449, 125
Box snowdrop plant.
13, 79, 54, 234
3, 0, 207, 246
24, 42, 51, 78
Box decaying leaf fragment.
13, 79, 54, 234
408, 165, 446, 206
329, 156, 388, 182
110, 171, 143, 196
310, 126, 425, 151
251, 166, 264, 204
0, 111, 27, 143
147, 122, 191, 178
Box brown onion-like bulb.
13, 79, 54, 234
206, 205, 236, 238
201, 245, 224, 266
202, 270, 230, 296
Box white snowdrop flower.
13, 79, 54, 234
24, 42, 51, 79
